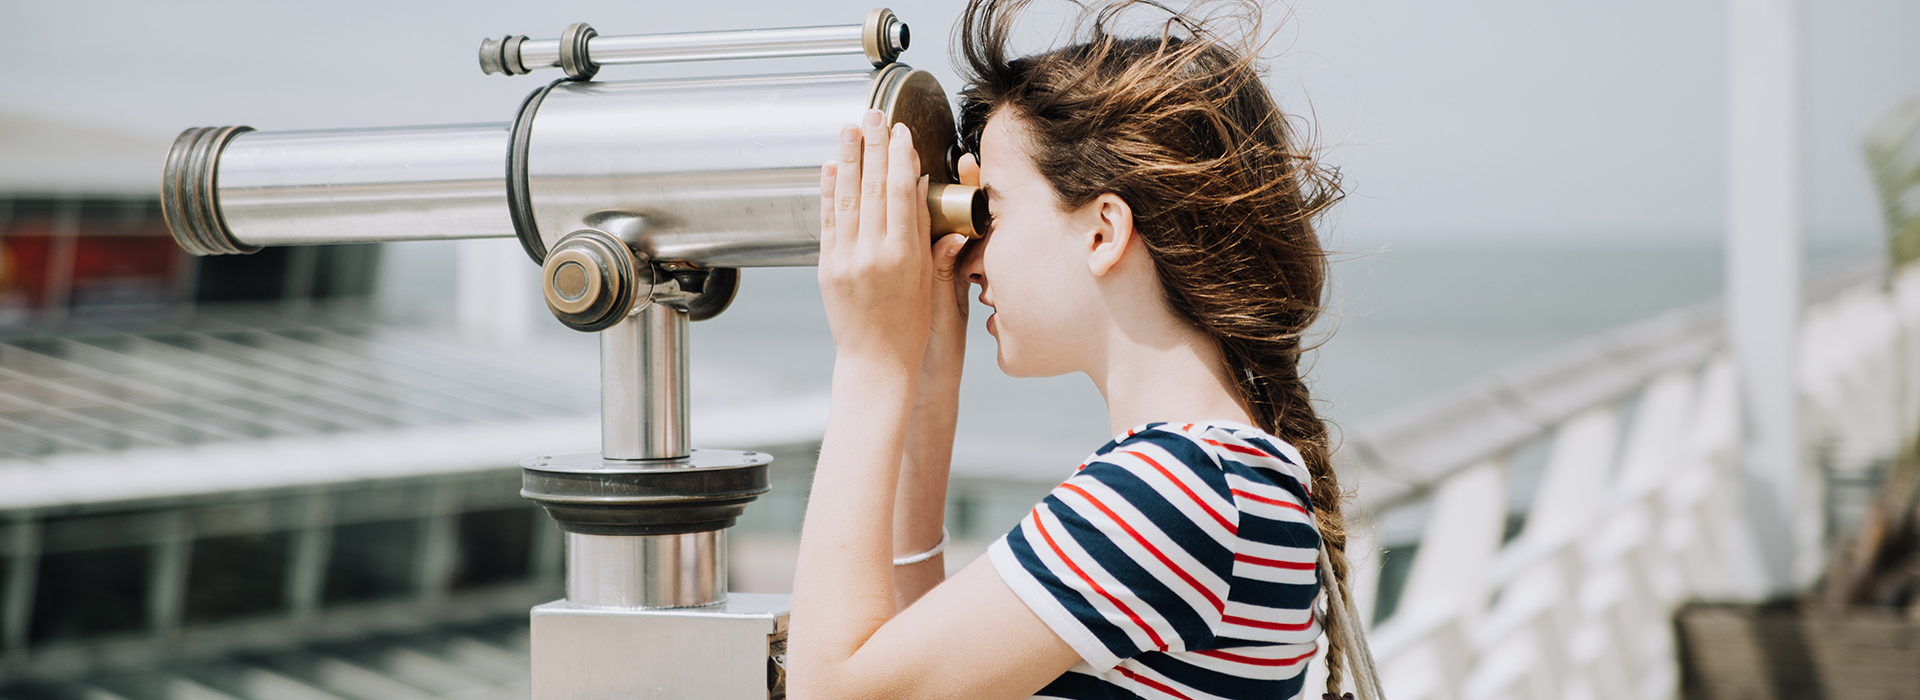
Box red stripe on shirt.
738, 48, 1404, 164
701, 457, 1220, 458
1234, 552, 1317, 570
1203, 439, 1276, 459
1222, 613, 1318, 631
1060, 482, 1224, 612
1231, 488, 1309, 514
1115, 665, 1197, 700
1032, 509, 1168, 650
1196, 645, 1319, 667
1131, 451, 1237, 535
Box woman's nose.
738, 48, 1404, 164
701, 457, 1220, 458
957, 238, 987, 285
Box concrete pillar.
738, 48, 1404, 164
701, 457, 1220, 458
1725, 0, 1808, 597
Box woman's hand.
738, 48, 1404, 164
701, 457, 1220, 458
818, 110, 934, 371
919, 154, 981, 395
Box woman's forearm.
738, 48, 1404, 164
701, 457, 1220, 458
791, 358, 918, 687
892, 375, 961, 607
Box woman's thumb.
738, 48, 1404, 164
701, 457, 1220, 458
932, 233, 967, 281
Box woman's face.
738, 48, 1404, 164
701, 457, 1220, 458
959, 112, 1101, 379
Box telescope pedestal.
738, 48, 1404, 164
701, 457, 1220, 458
521, 301, 786, 699
530, 593, 790, 700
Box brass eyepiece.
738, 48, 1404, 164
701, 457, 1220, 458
927, 183, 986, 239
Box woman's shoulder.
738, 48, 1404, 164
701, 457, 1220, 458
1078, 420, 1315, 515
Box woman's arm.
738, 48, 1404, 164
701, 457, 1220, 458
891, 154, 980, 608
795, 113, 929, 673
789, 112, 1080, 700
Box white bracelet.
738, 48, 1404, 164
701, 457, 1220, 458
892, 528, 950, 566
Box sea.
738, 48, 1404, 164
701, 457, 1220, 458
678, 240, 1877, 478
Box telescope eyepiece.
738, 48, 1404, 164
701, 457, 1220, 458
927, 184, 986, 240
479, 35, 532, 76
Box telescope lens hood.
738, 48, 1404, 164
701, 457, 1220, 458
162, 126, 258, 256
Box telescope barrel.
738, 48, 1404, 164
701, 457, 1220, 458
481, 9, 907, 80
163, 124, 515, 255
162, 55, 982, 269
513, 66, 961, 268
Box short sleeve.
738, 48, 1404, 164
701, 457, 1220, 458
989, 430, 1239, 670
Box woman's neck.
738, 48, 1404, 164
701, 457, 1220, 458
1087, 320, 1253, 437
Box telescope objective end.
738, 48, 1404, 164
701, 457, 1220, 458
161, 125, 258, 256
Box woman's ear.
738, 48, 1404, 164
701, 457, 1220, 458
1084, 193, 1135, 277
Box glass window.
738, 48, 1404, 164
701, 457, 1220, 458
30, 545, 149, 644
450, 508, 534, 590
183, 532, 291, 624
322, 519, 419, 606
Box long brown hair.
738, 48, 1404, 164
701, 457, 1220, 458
955, 0, 1354, 693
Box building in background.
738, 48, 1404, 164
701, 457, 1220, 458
0, 115, 380, 325
0, 114, 584, 698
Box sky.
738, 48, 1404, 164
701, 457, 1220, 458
0, 0, 1915, 250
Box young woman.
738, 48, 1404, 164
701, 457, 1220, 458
789, 1, 1368, 698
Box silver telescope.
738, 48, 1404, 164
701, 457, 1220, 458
161, 7, 983, 324
158, 11, 979, 699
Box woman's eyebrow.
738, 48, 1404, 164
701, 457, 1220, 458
982, 183, 1002, 201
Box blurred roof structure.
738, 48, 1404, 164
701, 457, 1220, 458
0, 309, 603, 510
0, 115, 169, 198
1, 617, 534, 700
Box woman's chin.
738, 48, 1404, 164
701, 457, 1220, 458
994, 349, 1032, 378
994, 349, 1053, 379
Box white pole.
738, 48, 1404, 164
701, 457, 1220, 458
457, 238, 535, 346
1725, 0, 1806, 597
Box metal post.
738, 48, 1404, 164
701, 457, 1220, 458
1726, 0, 1809, 596
566, 531, 726, 608
2, 516, 39, 662
416, 481, 461, 603
601, 304, 690, 461
569, 301, 721, 609
285, 492, 332, 620
147, 510, 189, 636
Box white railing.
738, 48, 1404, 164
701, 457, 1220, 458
1317, 261, 1918, 700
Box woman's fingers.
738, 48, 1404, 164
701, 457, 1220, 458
930, 233, 967, 284
917, 172, 931, 243
834, 124, 863, 250
819, 161, 838, 257
858, 110, 890, 247
957, 153, 981, 188
886, 124, 919, 247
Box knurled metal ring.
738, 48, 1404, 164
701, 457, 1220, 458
479, 35, 531, 76
862, 8, 907, 67
161, 125, 257, 256
559, 22, 599, 81
540, 229, 644, 332
522, 450, 772, 536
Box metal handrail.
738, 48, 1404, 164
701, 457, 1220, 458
1343, 259, 1883, 514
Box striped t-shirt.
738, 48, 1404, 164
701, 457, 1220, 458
989, 421, 1323, 700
